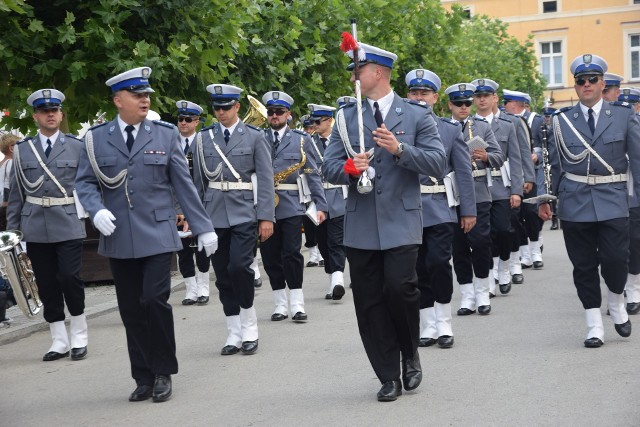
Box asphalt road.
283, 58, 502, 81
1, 228, 639, 426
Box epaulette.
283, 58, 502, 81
341, 102, 357, 110
153, 119, 175, 129
245, 124, 262, 131
16, 136, 33, 145
404, 99, 430, 109
439, 117, 460, 126
292, 129, 308, 136
88, 121, 109, 131
502, 111, 517, 117
497, 117, 512, 123
610, 101, 632, 109
65, 133, 81, 141
201, 124, 216, 132
473, 117, 488, 123
554, 106, 573, 115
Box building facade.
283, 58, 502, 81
441, 0, 640, 108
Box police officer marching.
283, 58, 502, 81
76, 66, 217, 402
192, 84, 275, 356
446, 83, 504, 316
174, 100, 212, 306
307, 103, 348, 301
260, 90, 327, 323
539, 54, 640, 348
405, 69, 476, 349
7, 89, 88, 362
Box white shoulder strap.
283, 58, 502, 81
209, 129, 242, 182
558, 112, 615, 175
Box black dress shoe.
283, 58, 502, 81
533, 261, 544, 269
401, 353, 422, 391
478, 305, 491, 315
627, 302, 640, 315
437, 335, 454, 348
499, 283, 511, 294
271, 313, 288, 321
254, 278, 262, 288
521, 263, 532, 269
457, 308, 476, 316
614, 319, 632, 337
221, 345, 240, 355
241, 340, 258, 355
129, 385, 153, 402
318, 260, 325, 267
550, 218, 559, 230
42, 350, 69, 361
512, 274, 524, 284
70, 346, 87, 361
325, 293, 333, 300
584, 337, 604, 348
377, 380, 402, 402
306, 261, 319, 267
152, 375, 172, 403
196, 296, 209, 305
419, 337, 437, 347
489, 292, 495, 299
181, 298, 197, 306
332, 285, 345, 300
292, 312, 308, 322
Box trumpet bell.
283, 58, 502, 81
242, 95, 268, 127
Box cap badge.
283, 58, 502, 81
42, 89, 51, 98
458, 84, 466, 92
214, 86, 222, 95
478, 79, 485, 86
416, 70, 424, 79
181, 101, 188, 109
273, 92, 280, 100
583, 54, 592, 64
142, 68, 150, 78
623, 89, 630, 95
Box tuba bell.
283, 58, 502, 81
0, 230, 42, 318
242, 95, 268, 127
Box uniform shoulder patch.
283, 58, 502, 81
245, 124, 262, 131
474, 117, 488, 123
88, 121, 109, 131
16, 136, 33, 145
65, 133, 81, 141
153, 119, 175, 129
497, 117, 512, 123
404, 99, 430, 109
439, 117, 459, 126
555, 106, 573, 114
292, 129, 308, 136
201, 124, 216, 132
610, 101, 632, 109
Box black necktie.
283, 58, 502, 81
273, 131, 280, 157
373, 101, 384, 127
125, 125, 135, 152
184, 137, 189, 155
587, 108, 595, 135
320, 137, 327, 150
224, 129, 230, 145
45, 139, 52, 157
459, 120, 466, 132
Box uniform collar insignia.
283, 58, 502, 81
109, 125, 115, 133
214, 126, 219, 134
285, 131, 290, 137
144, 125, 150, 131
395, 107, 402, 114
573, 112, 579, 119
238, 127, 244, 133
605, 109, 611, 116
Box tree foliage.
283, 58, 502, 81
0, 0, 544, 134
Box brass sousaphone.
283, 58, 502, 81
242, 95, 268, 127
0, 230, 42, 318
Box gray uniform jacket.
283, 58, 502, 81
547, 103, 640, 222
7, 134, 86, 243
75, 118, 214, 258
487, 116, 524, 200
311, 133, 346, 219
460, 118, 504, 204
265, 127, 328, 221
421, 117, 476, 228
323, 94, 446, 250
500, 111, 536, 184
193, 121, 275, 228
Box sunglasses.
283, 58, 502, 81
575, 75, 600, 86
213, 104, 234, 111
267, 109, 288, 116
36, 107, 61, 114
177, 116, 198, 123
452, 100, 472, 107
311, 117, 330, 125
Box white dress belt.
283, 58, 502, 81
420, 184, 446, 194
564, 172, 628, 185
472, 169, 487, 177
490, 170, 502, 177
275, 183, 299, 190
25, 195, 75, 207
322, 182, 342, 189
208, 181, 253, 191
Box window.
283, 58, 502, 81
462, 7, 472, 19
540, 41, 563, 87
542, 1, 557, 12
631, 34, 640, 79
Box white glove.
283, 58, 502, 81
93, 209, 116, 236
198, 231, 218, 257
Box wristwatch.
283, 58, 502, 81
394, 143, 404, 157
